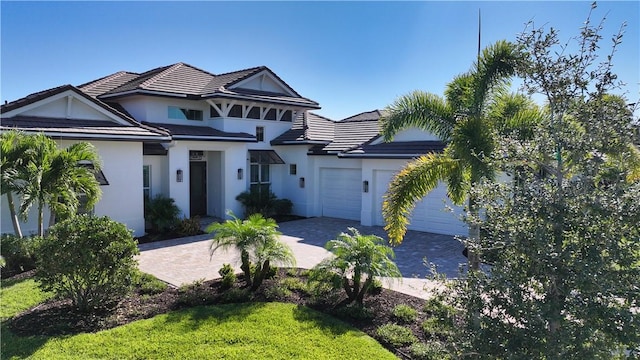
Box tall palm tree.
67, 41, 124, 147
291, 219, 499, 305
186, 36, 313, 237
208, 211, 295, 289
380, 40, 521, 269
17, 135, 102, 236
0, 130, 32, 237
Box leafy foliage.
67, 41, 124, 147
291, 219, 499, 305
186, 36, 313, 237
236, 189, 293, 218
135, 272, 168, 296
176, 216, 203, 237
449, 4, 640, 358
145, 194, 180, 233
35, 215, 139, 312
218, 263, 237, 289
310, 228, 400, 305
0, 234, 40, 277
392, 304, 418, 324
207, 211, 295, 291
376, 323, 418, 347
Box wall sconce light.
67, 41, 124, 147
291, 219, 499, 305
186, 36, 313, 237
176, 169, 183, 183
362, 180, 369, 193
237, 168, 243, 180
299, 177, 305, 188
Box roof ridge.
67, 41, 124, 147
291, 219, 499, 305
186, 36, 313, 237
308, 112, 335, 122
215, 65, 265, 78
340, 109, 382, 122
139, 63, 184, 89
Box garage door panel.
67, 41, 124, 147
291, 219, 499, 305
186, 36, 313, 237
320, 168, 361, 221
374, 170, 466, 236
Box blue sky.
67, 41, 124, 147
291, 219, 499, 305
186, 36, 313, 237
1, 1, 638, 120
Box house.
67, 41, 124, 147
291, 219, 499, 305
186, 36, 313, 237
1, 62, 466, 237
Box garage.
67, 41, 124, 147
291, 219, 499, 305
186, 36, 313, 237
320, 168, 362, 221
373, 170, 467, 236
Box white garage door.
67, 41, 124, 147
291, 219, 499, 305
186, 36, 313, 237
320, 168, 362, 221
374, 170, 467, 236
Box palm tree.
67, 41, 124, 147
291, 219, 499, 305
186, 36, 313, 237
14, 134, 102, 236
0, 130, 32, 237
380, 40, 522, 269
207, 211, 295, 290
312, 228, 401, 305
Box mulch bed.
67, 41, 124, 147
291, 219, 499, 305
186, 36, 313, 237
7, 269, 432, 359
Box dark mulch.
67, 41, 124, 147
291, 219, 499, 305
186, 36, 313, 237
6, 269, 432, 359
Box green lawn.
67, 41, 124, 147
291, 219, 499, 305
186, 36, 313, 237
1, 278, 397, 360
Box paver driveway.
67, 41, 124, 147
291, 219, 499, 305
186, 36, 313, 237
137, 217, 468, 299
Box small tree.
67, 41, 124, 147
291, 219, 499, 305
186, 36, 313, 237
35, 215, 139, 312
311, 228, 401, 305
449, 4, 640, 357
207, 211, 295, 290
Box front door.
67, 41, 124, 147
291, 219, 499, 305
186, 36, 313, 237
190, 161, 207, 217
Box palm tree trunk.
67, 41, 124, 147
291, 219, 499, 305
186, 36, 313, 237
251, 260, 270, 291
240, 250, 252, 287
37, 201, 45, 237
6, 192, 23, 238
48, 209, 57, 229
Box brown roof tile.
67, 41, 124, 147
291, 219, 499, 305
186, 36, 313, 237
146, 122, 255, 142
271, 112, 334, 145
78, 71, 139, 98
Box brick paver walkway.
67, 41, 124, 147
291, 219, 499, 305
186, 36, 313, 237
137, 217, 468, 299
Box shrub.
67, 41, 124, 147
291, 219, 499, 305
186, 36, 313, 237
177, 279, 214, 306
376, 323, 418, 347
235, 189, 293, 218
136, 272, 168, 295
421, 318, 453, 339
264, 283, 292, 300
334, 303, 374, 320
280, 277, 306, 292
409, 342, 452, 360
145, 194, 180, 233
219, 287, 251, 303
176, 216, 203, 237
35, 215, 139, 312
423, 296, 456, 330
218, 264, 237, 289
0, 234, 40, 277
392, 304, 418, 324
367, 278, 383, 295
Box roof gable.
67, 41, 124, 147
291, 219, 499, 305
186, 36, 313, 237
228, 68, 299, 97
2, 85, 135, 126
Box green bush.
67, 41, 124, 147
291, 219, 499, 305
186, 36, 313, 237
0, 234, 41, 277
145, 194, 180, 233
177, 279, 214, 306
376, 323, 418, 347
367, 278, 383, 295
264, 283, 292, 300
334, 303, 374, 320
136, 272, 168, 295
219, 287, 251, 304
423, 296, 456, 332
176, 216, 203, 237
421, 318, 453, 339
280, 277, 306, 292
409, 342, 452, 360
392, 304, 418, 324
35, 215, 139, 312
235, 189, 293, 218
218, 264, 236, 289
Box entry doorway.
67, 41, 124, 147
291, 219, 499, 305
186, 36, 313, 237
190, 161, 207, 217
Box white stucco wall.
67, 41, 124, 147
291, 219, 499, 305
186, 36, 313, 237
143, 155, 169, 199
272, 145, 313, 217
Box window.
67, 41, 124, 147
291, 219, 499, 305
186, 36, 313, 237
77, 193, 94, 216
210, 105, 221, 118
289, 164, 297, 175
250, 163, 270, 194
264, 108, 277, 120
281, 110, 293, 122
168, 106, 203, 121
247, 107, 261, 119
228, 104, 243, 118
256, 126, 265, 142
143, 165, 151, 201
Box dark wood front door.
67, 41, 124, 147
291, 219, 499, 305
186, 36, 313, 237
190, 161, 207, 217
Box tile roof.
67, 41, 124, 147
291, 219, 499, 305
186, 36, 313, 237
145, 122, 255, 142
78, 71, 140, 98
0, 116, 168, 141
87, 62, 319, 108
308, 110, 383, 155
340, 140, 446, 158
271, 112, 334, 145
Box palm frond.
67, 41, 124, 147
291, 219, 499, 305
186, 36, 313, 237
472, 40, 519, 112
383, 153, 458, 245
380, 90, 455, 141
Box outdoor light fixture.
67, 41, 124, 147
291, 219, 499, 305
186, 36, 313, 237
237, 168, 243, 180
299, 177, 305, 188
363, 180, 369, 193
176, 169, 183, 183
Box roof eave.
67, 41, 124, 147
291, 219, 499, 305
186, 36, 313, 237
172, 135, 257, 142
203, 93, 321, 109
99, 90, 190, 99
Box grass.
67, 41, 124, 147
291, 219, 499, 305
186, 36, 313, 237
2, 277, 397, 360
1, 277, 53, 320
